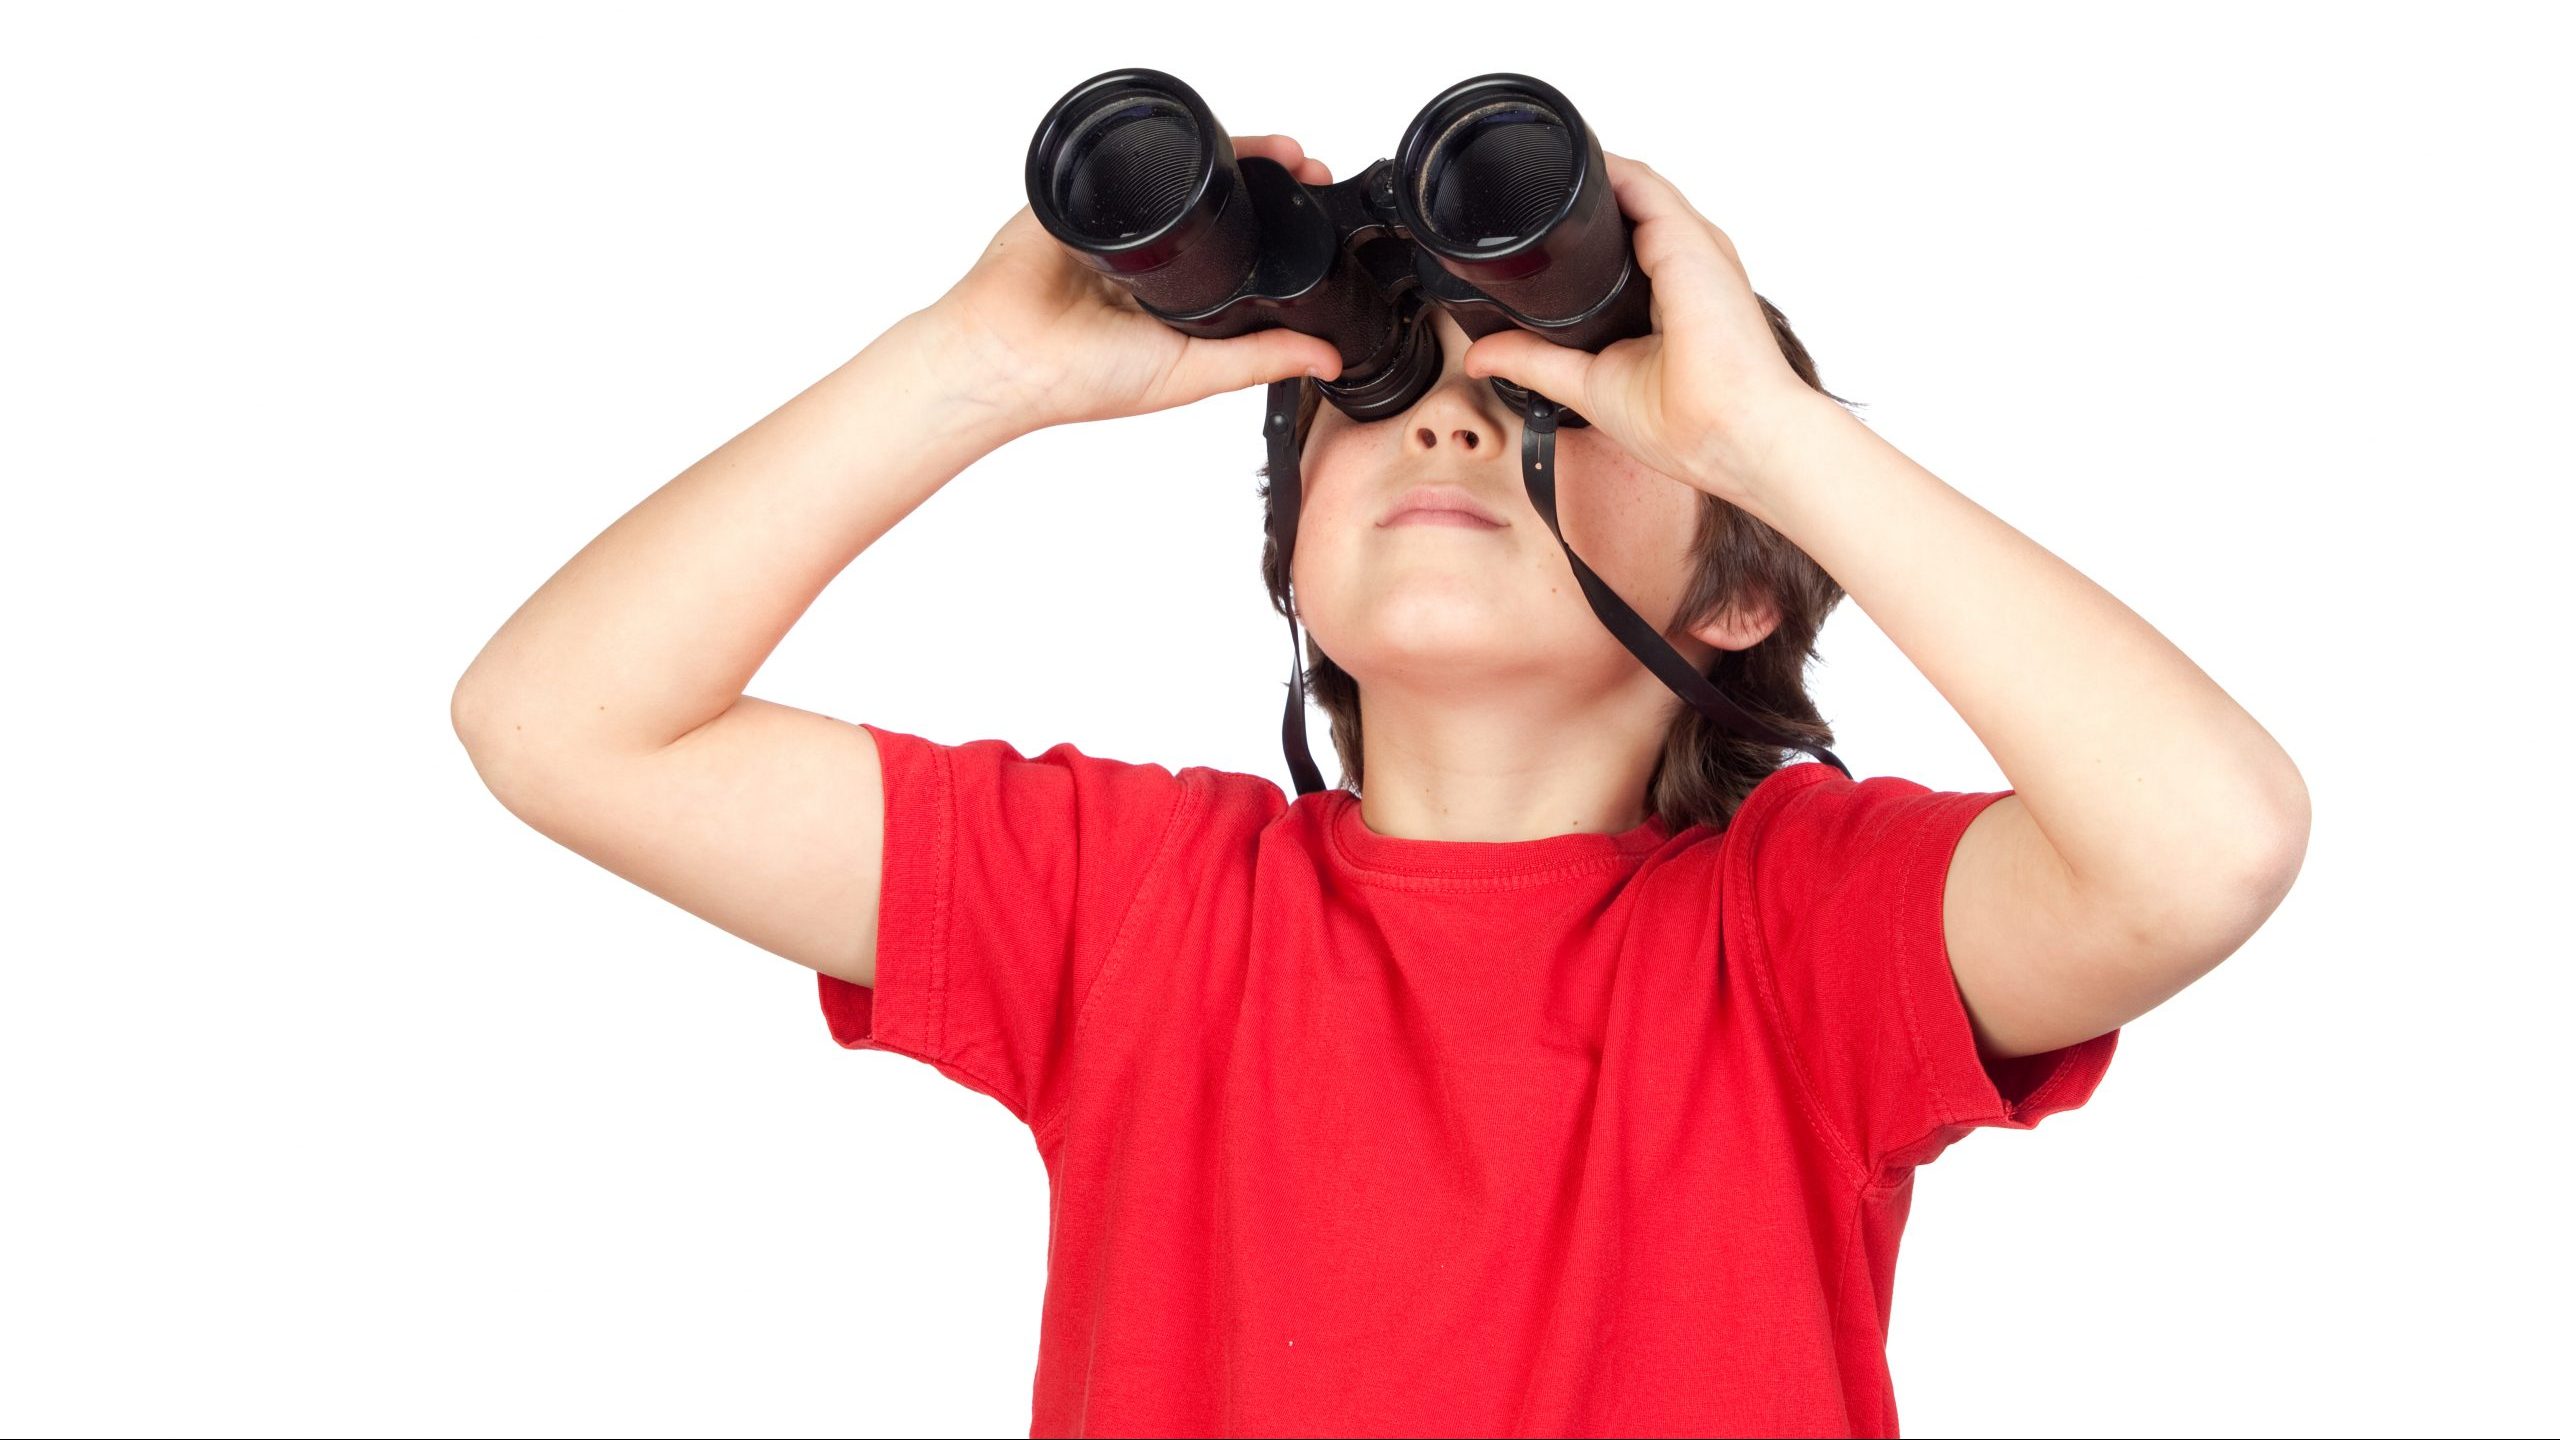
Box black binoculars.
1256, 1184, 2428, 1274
1024, 68, 1645, 430
1021, 69, 1848, 796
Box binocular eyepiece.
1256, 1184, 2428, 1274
1024, 68, 1651, 426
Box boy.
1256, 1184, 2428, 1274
452, 136, 2310, 1436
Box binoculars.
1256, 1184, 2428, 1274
1021, 69, 1849, 796
1024, 68, 1645, 429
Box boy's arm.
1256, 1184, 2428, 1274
447, 138, 1339, 995
449, 308, 1023, 987
1458, 154, 2306, 1065
1742, 395, 2312, 1061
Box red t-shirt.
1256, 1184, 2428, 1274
818, 722, 2118, 1438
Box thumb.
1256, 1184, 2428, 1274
1462, 329, 1593, 417
1186, 329, 1343, 403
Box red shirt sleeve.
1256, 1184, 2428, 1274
1727, 763, 2120, 1179
816, 722, 1193, 1138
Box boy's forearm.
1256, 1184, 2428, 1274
453, 306, 1023, 765
1739, 396, 2311, 913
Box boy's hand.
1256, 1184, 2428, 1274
924, 135, 1346, 435
1458, 152, 1834, 510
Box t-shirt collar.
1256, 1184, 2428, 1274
1325, 789, 1672, 883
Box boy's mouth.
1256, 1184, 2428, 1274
1381, 510, 1506, 530
1378, 483, 1509, 527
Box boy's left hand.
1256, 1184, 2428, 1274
1460, 152, 1825, 509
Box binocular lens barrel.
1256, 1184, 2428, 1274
1414, 99, 1577, 250
1394, 78, 1634, 328
1052, 99, 1201, 242
1027, 73, 1261, 317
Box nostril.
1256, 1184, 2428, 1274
1458, 430, 1479, 449
1418, 430, 1436, 449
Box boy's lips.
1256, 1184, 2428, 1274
1382, 510, 1506, 529
1378, 483, 1509, 527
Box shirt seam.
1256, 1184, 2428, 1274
1324, 793, 1664, 889
1731, 764, 1875, 1191
1877, 791, 1967, 1182
924, 732, 955, 1067
1031, 767, 1207, 1151
1874, 789, 2092, 1177
916, 732, 1041, 1129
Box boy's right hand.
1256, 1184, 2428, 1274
920, 134, 1347, 434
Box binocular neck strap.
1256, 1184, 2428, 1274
1267, 379, 1330, 797
1264, 377, 1849, 803
1518, 397, 1850, 781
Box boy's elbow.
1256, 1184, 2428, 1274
451, 670, 544, 801
2234, 763, 2312, 917
451, 667, 505, 754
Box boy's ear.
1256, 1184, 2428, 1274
1681, 592, 1781, 654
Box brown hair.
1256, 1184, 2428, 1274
1256, 296, 1859, 836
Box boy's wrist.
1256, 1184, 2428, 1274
1714, 385, 1870, 522
882, 305, 1048, 456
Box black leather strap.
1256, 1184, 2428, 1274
1519, 396, 1849, 780
1267, 378, 1849, 799
1266, 378, 1329, 796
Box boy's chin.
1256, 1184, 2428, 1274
1322, 636, 1604, 689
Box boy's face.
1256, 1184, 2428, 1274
1292, 306, 1767, 706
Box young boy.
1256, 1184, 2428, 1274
452, 135, 2310, 1437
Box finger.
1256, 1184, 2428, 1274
1602, 152, 1737, 260
1459, 328, 1595, 419
1234, 132, 1330, 188
1601, 151, 1710, 230
1599, 152, 1733, 311
1232, 133, 1305, 168
1182, 327, 1344, 404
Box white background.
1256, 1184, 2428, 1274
6, 3, 2553, 1436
